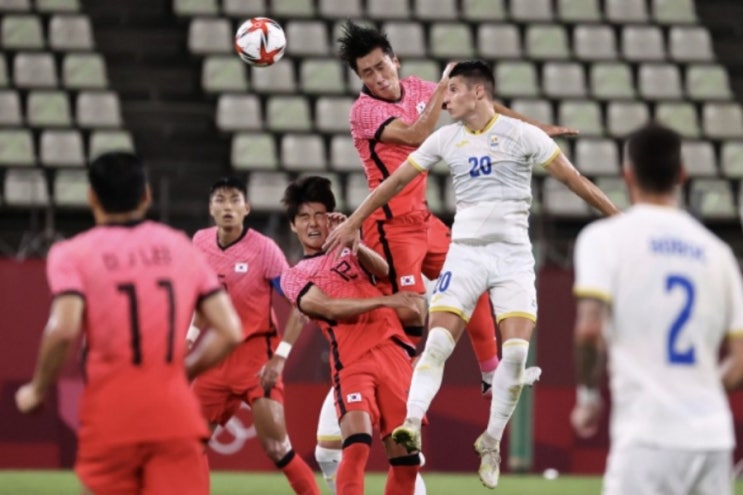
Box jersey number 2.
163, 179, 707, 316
666, 274, 695, 365
117, 279, 176, 365
468, 156, 492, 178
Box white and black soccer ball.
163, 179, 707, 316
234, 17, 286, 67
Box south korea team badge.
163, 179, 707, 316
416, 102, 426, 114
234, 262, 248, 273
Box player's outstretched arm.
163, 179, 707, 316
259, 307, 306, 391
298, 285, 422, 322
186, 291, 242, 380
721, 336, 743, 390
571, 297, 607, 438
323, 161, 422, 253
547, 153, 620, 216
16, 294, 84, 414
494, 101, 579, 137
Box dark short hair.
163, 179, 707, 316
282, 176, 336, 222
449, 60, 495, 97
88, 151, 147, 213
626, 122, 682, 194
337, 20, 394, 73
209, 177, 246, 198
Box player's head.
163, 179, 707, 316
338, 20, 401, 101
208, 177, 249, 230
88, 151, 151, 220
624, 122, 685, 198
444, 60, 496, 121
282, 176, 336, 254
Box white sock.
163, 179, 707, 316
486, 338, 529, 442
407, 327, 456, 420
414, 473, 427, 495
314, 445, 340, 494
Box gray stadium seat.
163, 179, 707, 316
271, 0, 315, 18
605, 0, 648, 23
622, 25, 665, 62
721, 141, 743, 178
511, 99, 554, 129
557, 0, 601, 22
48, 15, 94, 51
40, 129, 84, 167
703, 103, 743, 139
686, 64, 732, 101
542, 177, 592, 217
284, 21, 329, 57
367, 0, 411, 19
76, 91, 122, 128
590, 62, 635, 99
681, 140, 717, 177
0, 0, 31, 12
461, 0, 505, 20
266, 96, 311, 132
329, 134, 360, 172
319, 0, 362, 18
595, 177, 630, 211
221, 0, 264, 18
558, 100, 603, 136
13, 52, 57, 88
346, 172, 370, 210
638, 64, 682, 100
543, 62, 586, 98
316, 96, 354, 133
400, 59, 441, 83
300, 58, 346, 95
414, 0, 457, 20
0, 55, 8, 87
88, 130, 134, 160
251, 59, 295, 94
574, 138, 619, 176
62, 53, 108, 89
36, 0, 80, 12
525, 25, 570, 60
201, 56, 248, 93
281, 134, 326, 171
606, 101, 649, 137
688, 179, 736, 219
382, 22, 426, 58
231, 132, 278, 171
496, 61, 539, 98
0, 90, 22, 125
1, 15, 44, 50
655, 102, 700, 139
173, 0, 218, 17
426, 177, 444, 215
573, 25, 617, 61
652, 0, 697, 24
4, 168, 47, 206
53, 168, 87, 207
0, 129, 34, 166
510, 0, 552, 21
216, 94, 262, 132
430, 23, 475, 59
477, 24, 521, 59
669, 26, 714, 63
246, 171, 289, 211
188, 18, 232, 55
26, 90, 72, 127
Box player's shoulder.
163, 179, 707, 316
193, 226, 217, 243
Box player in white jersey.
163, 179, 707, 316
324, 60, 620, 488
571, 123, 743, 495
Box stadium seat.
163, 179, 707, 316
590, 62, 635, 99
366, 0, 411, 19
573, 25, 617, 61
443, 178, 455, 213
430, 23, 474, 59
622, 25, 665, 62
329, 134, 360, 172
721, 141, 743, 178
0, 0, 31, 12
62, 53, 108, 89
605, 0, 648, 23
495, 61, 539, 98
525, 25, 570, 60
271, 0, 315, 18
461, 0, 505, 20
88, 130, 134, 160
188, 18, 232, 55
173, 0, 218, 17
346, 66, 362, 94
300, 58, 346, 95
542, 177, 592, 217
0, 129, 34, 166
251, 59, 295, 93
426, 177, 444, 215
542, 63, 586, 98
319, 0, 362, 18
686, 64, 733, 101
681, 140, 717, 177
511, 99, 554, 128
510, 0, 552, 21
400, 59, 441, 82
216, 94, 262, 132
266, 96, 311, 132
53, 168, 87, 207
221, 0, 264, 18
703, 103, 743, 139
13, 52, 57, 88
556, 0, 602, 22
346, 172, 370, 210
595, 177, 630, 210
669, 26, 714, 63
655, 102, 700, 138
284, 21, 329, 57
382, 22, 426, 58
0, 55, 8, 87
606, 101, 650, 137
0, 90, 22, 125
652, 0, 697, 24
36, 0, 79, 12
246, 171, 289, 211
638, 64, 683, 100
4, 168, 47, 206
574, 138, 619, 176
26, 90, 72, 127
40, 129, 84, 167
688, 179, 736, 219
316, 96, 354, 133
76, 91, 122, 128
281, 134, 326, 171
559, 100, 603, 136
477, 24, 521, 59
48, 15, 94, 51
1, 15, 44, 50
414, 0, 457, 20
231, 132, 278, 171
201, 55, 248, 93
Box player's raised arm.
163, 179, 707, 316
546, 152, 620, 216
259, 307, 306, 391
185, 291, 242, 380
298, 284, 422, 322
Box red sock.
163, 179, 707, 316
385, 454, 420, 495
467, 292, 500, 371
336, 434, 372, 495
276, 450, 321, 495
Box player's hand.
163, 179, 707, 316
259, 356, 285, 392
384, 292, 425, 315
542, 124, 580, 137
570, 401, 602, 438
441, 61, 457, 81
323, 218, 360, 255
16, 383, 44, 414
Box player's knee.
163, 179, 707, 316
264, 438, 292, 463
502, 338, 529, 365
315, 444, 342, 466
421, 327, 456, 365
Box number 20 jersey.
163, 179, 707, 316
46, 221, 221, 448
574, 205, 743, 450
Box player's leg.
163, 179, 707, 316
337, 411, 374, 495
315, 387, 343, 494
694, 450, 733, 495
252, 397, 320, 495
143, 438, 210, 495
75, 442, 142, 495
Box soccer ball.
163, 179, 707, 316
234, 17, 286, 67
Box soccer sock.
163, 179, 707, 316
315, 445, 341, 495
407, 327, 456, 420
336, 434, 371, 495
486, 338, 529, 442
414, 473, 427, 495
385, 454, 420, 495
275, 449, 321, 495
467, 293, 500, 375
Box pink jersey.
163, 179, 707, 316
46, 220, 220, 448
281, 248, 414, 367
193, 227, 288, 339
350, 75, 436, 221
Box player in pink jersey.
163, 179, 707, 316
189, 177, 320, 495
15, 152, 242, 495
281, 176, 424, 495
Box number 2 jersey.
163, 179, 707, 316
46, 221, 222, 448
574, 205, 743, 450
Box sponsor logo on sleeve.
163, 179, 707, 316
235, 262, 249, 273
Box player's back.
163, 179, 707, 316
47, 221, 218, 447
580, 204, 737, 449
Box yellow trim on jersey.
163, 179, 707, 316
728, 329, 743, 338
430, 305, 470, 323
464, 113, 500, 135
317, 435, 343, 442
573, 287, 612, 303
541, 147, 561, 168
407, 156, 426, 172
496, 311, 537, 324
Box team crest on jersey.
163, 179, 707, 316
234, 262, 248, 273
416, 102, 425, 114
339, 248, 351, 257
346, 392, 362, 403
489, 135, 499, 150
400, 274, 416, 286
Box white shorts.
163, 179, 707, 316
603, 444, 733, 495
316, 387, 342, 442
429, 241, 537, 323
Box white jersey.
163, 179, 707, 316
408, 114, 559, 245
574, 204, 743, 450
